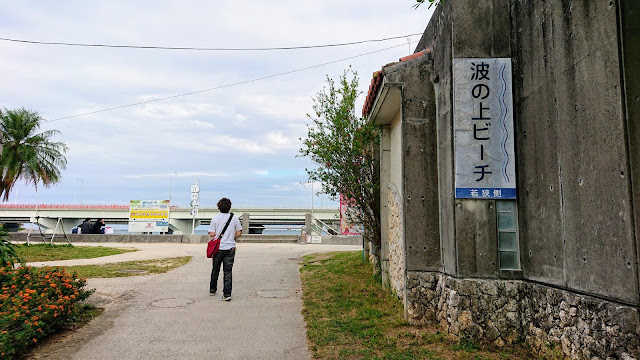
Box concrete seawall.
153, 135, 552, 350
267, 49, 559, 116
7, 233, 363, 245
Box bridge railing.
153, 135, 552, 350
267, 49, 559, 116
309, 216, 340, 236
0, 204, 339, 211
0, 204, 132, 210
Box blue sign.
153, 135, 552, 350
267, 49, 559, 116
455, 188, 516, 199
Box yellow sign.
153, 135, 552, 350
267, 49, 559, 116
128, 200, 170, 232
129, 210, 169, 219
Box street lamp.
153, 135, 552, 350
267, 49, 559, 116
76, 178, 83, 206
309, 181, 314, 214
169, 172, 177, 203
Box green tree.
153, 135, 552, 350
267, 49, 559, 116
0, 108, 68, 201
299, 68, 381, 259
413, 0, 441, 9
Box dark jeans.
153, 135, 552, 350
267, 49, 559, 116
210, 248, 235, 297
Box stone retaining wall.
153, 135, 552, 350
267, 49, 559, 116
388, 186, 405, 298
406, 271, 640, 359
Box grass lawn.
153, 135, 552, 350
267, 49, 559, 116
56, 256, 193, 278
15, 243, 137, 263
14, 243, 191, 278
300, 251, 534, 360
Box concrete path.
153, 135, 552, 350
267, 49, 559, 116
27, 243, 361, 360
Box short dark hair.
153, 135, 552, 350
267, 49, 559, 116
217, 198, 232, 213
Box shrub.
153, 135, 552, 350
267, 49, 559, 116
0, 265, 93, 358
0, 235, 21, 266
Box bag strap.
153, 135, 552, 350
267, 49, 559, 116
217, 213, 234, 240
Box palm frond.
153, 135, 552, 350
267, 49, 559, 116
0, 107, 67, 200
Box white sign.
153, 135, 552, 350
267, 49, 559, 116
190, 200, 199, 207
128, 200, 169, 232
190, 208, 199, 216
453, 58, 516, 199
306, 235, 322, 244
191, 185, 200, 193
191, 192, 199, 200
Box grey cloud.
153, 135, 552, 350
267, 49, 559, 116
1, 0, 434, 206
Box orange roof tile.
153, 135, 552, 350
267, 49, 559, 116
362, 49, 431, 119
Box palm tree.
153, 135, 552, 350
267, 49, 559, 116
0, 108, 68, 201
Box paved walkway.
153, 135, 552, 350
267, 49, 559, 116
27, 242, 361, 360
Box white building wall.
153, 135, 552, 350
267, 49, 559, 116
387, 111, 405, 298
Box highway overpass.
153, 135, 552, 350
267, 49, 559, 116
0, 204, 340, 235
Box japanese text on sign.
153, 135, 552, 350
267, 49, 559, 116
128, 200, 170, 232
453, 58, 516, 199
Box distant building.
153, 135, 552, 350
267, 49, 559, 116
364, 1, 639, 358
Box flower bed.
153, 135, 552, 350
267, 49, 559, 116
0, 265, 93, 358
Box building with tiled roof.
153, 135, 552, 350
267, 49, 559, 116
364, 1, 639, 358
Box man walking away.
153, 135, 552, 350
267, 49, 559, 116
208, 197, 242, 301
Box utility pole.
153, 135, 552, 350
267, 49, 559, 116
311, 181, 314, 214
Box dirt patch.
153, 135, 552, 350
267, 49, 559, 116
305, 253, 335, 263
144, 259, 181, 267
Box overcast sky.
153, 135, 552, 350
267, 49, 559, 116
0, 1, 434, 209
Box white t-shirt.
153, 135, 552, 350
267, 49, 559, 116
208, 213, 242, 250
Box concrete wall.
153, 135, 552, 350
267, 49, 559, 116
316, 235, 362, 246
9, 233, 210, 243
380, 126, 392, 288
10, 233, 362, 245
416, 2, 457, 276
511, 0, 638, 304
413, 0, 640, 305
389, 0, 640, 357
414, 0, 508, 279
397, 59, 441, 274
374, 55, 442, 305
620, 0, 640, 299
390, 112, 403, 192
452, 0, 510, 278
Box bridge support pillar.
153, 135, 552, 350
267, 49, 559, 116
242, 213, 249, 234
62, 218, 83, 233
305, 213, 312, 237
31, 217, 82, 234
169, 219, 201, 235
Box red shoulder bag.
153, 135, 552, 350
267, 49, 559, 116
207, 213, 234, 258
